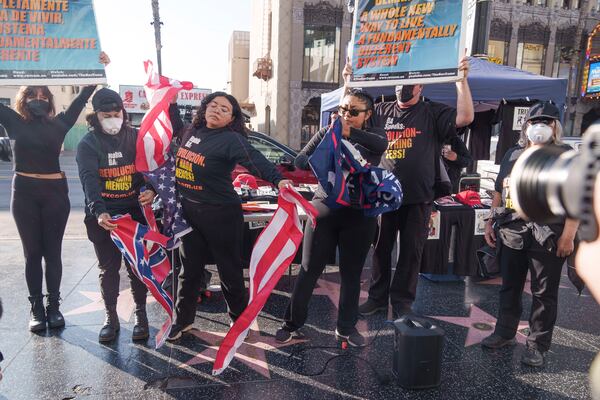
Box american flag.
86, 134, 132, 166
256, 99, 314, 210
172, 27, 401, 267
110, 211, 174, 348
140, 202, 171, 282
135, 60, 193, 172
145, 155, 192, 249
212, 187, 318, 375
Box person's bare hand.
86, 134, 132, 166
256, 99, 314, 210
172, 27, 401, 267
556, 234, 575, 257
342, 58, 353, 86
97, 213, 117, 231
138, 190, 156, 206
278, 179, 294, 190
99, 51, 111, 66
442, 148, 458, 161
484, 220, 496, 248
458, 56, 469, 80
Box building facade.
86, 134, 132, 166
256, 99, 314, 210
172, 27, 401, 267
485, 0, 600, 134
228, 31, 251, 105
249, 0, 352, 150
248, 0, 600, 146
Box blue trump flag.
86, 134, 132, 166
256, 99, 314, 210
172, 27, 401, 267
308, 119, 402, 216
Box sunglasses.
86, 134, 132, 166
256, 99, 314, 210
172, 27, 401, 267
338, 106, 368, 117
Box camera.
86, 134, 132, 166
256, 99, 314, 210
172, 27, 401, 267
510, 123, 600, 242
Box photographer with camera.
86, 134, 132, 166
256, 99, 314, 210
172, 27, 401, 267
481, 102, 579, 367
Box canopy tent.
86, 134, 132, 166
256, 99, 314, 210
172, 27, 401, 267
320, 57, 568, 124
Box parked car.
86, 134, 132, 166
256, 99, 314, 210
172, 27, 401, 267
0, 125, 11, 162
234, 131, 317, 187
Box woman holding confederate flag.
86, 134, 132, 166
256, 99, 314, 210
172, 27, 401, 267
0, 52, 108, 333
167, 92, 292, 341
76, 87, 181, 343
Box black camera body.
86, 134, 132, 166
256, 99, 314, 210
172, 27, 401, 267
511, 123, 600, 242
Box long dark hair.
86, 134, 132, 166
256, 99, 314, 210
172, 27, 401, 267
345, 88, 375, 111
192, 91, 246, 136
15, 86, 56, 121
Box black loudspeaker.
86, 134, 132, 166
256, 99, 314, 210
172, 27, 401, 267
392, 316, 444, 389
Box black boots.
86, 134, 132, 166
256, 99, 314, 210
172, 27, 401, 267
132, 304, 149, 341
98, 304, 120, 342
28, 296, 46, 332
46, 294, 65, 329
98, 304, 149, 342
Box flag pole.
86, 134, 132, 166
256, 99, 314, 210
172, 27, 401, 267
150, 0, 163, 75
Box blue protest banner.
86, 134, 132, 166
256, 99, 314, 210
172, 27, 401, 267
348, 0, 470, 87
0, 0, 106, 85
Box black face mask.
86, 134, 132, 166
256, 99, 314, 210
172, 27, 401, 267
27, 100, 51, 117
396, 85, 416, 103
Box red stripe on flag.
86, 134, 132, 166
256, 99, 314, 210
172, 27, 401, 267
212, 187, 317, 375
135, 60, 193, 172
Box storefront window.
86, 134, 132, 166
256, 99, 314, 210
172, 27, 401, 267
553, 46, 572, 78
516, 42, 545, 74
303, 25, 341, 84
487, 40, 507, 64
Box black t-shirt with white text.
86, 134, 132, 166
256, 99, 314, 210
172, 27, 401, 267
175, 126, 282, 204
77, 127, 145, 218
371, 99, 456, 204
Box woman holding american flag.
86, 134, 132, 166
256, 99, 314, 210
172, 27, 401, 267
167, 92, 292, 341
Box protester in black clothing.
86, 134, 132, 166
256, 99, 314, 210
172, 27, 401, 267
167, 92, 292, 341
275, 89, 388, 347
343, 57, 474, 318
482, 102, 578, 367
0, 52, 108, 332
442, 134, 472, 193
77, 88, 164, 343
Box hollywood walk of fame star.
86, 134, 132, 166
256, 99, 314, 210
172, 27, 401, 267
430, 304, 529, 347
181, 321, 306, 379
313, 276, 371, 333
65, 290, 156, 322
478, 276, 569, 296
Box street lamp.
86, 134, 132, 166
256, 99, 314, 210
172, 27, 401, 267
151, 0, 163, 75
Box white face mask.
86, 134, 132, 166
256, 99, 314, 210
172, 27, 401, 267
100, 117, 123, 135
526, 123, 553, 144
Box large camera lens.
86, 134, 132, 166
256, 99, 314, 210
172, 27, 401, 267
510, 145, 576, 223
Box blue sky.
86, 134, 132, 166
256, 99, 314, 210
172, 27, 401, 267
93, 0, 251, 91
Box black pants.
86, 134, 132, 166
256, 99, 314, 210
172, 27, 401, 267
494, 235, 565, 352
84, 212, 148, 307
11, 175, 70, 298
175, 200, 247, 325
284, 203, 376, 333
367, 203, 432, 309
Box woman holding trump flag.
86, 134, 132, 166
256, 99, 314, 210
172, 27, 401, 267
276, 89, 389, 347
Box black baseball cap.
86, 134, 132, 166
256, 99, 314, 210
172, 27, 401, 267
526, 101, 560, 122
92, 88, 124, 112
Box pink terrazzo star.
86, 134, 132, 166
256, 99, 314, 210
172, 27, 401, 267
181, 321, 306, 378
430, 304, 529, 347
65, 290, 156, 322
313, 276, 370, 333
